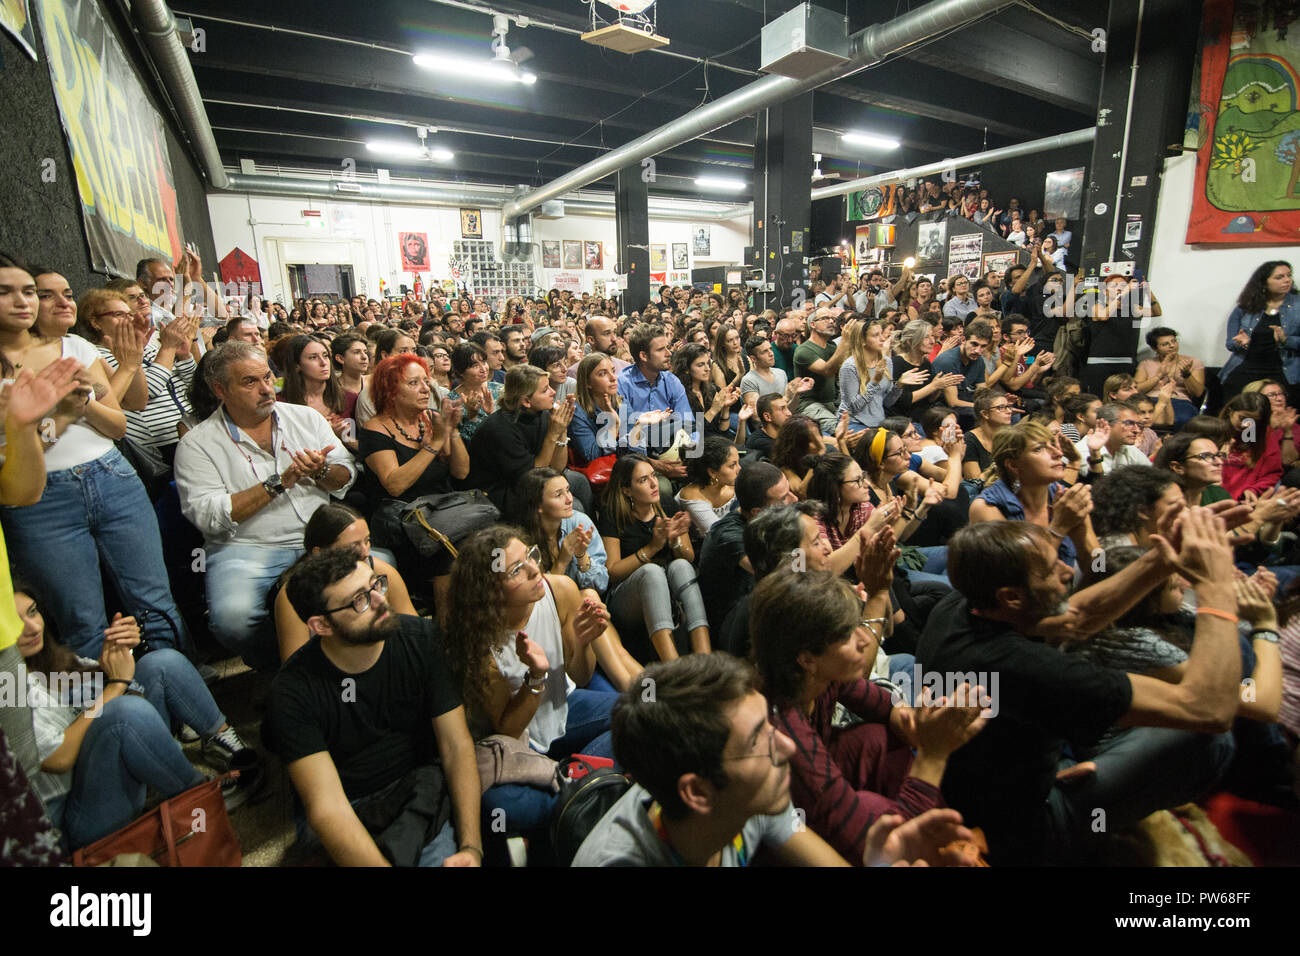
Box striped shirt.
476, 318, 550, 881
96, 339, 195, 450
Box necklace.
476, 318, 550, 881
391, 416, 425, 444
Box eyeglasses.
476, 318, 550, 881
323, 575, 389, 615
504, 545, 542, 581
1118, 419, 1141, 428
722, 707, 783, 767
96, 309, 133, 321
989, 403, 1012, 412
1188, 452, 1229, 463
841, 474, 869, 486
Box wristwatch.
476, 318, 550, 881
262, 473, 285, 497
1250, 629, 1280, 644
525, 670, 548, 694
552, 436, 570, 446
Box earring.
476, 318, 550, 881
1011, 478, 1022, 495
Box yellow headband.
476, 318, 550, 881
870, 427, 888, 466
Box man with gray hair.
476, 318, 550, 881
1073, 400, 1152, 477
174, 341, 356, 669
793, 308, 854, 434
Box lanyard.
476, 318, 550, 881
223, 408, 289, 483
647, 801, 747, 867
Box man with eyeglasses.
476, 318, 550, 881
265, 549, 482, 867
572, 653, 850, 866
771, 312, 804, 379
794, 309, 854, 434
1074, 401, 1153, 478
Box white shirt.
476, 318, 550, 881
174, 403, 356, 549
43, 335, 117, 472
489, 577, 575, 752
1073, 437, 1152, 477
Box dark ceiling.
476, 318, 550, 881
165, 0, 1108, 199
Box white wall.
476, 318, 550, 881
206, 191, 749, 304
1148, 153, 1299, 366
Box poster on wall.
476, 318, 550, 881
219, 247, 262, 294
460, 208, 482, 239
541, 240, 561, 269
562, 240, 583, 269
398, 232, 430, 272
650, 244, 667, 270
584, 241, 603, 270
37, 0, 184, 277
847, 184, 900, 222
948, 233, 983, 279
1, 0, 38, 59
981, 250, 1021, 277
649, 272, 667, 285
692, 226, 711, 256
1043, 168, 1085, 221
1186, 0, 1300, 243
916, 221, 946, 262
552, 272, 582, 293
668, 271, 690, 284
671, 242, 689, 269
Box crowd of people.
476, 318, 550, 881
0, 243, 1298, 869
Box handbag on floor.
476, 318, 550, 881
398, 491, 500, 559
72, 773, 242, 867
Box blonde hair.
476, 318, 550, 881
986, 420, 1057, 486
575, 352, 620, 417
847, 319, 890, 392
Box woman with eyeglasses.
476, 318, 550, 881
425, 343, 454, 395
750, 566, 985, 866
962, 386, 1015, 481
448, 342, 503, 445
274, 502, 416, 662
443, 527, 621, 856
1242, 378, 1300, 468
528, 344, 577, 406
598, 454, 709, 661
804, 452, 901, 576
50, 282, 148, 412
862, 420, 965, 552
0, 259, 190, 660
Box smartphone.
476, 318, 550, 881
941, 422, 958, 444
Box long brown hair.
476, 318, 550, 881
12, 581, 98, 679
443, 526, 524, 710
280, 335, 346, 413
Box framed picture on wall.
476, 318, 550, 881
671, 242, 689, 269
541, 240, 562, 269
398, 232, 430, 272
584, 241, 603, 270
562, 240, 583, 269
460, 208, 483, 239
650, 244, 667, 270
692, 226, 711, 256
1043, 168, 1085, 221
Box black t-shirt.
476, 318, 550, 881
745, 428, 775, 460
357, 427, 451, 506
263, 615, 463, 801
1088, 310, 1140, 361
962, 433, 993, 473
915, 591, 1132, 864
598, 498, 680, 569
468, 407, 551, 513
697, 511, 752, 632
890, 354, 937, 416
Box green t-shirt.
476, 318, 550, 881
794, 339, 838, 406
1199, 484, 1232, 506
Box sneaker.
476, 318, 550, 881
177, 724, 200, 744
202, 726, 248, 768
221, 774, 249, 812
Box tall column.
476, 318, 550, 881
616, 164, 650, 314
753, 93, 814, 313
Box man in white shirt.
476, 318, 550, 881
136, 251, 227, 329
174, 341, 356, 669
1074, 401, 1153, 477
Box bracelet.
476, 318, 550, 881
311, 463, 332, 481
104, 678, 131, 687
901, 508, 917, 520
1195, 607, 1239, 624
635, 549, 648, 564
1046, 528, 1066, 540
1250, 628, 1280, 643
458, 844, 483, 861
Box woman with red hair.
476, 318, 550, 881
359, 355, 468, 598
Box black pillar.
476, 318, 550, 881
1077, 0, 1199, 355
616, 164, 650, 314
753, 93, 814, 312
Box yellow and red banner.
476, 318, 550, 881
37, 0, 183, 274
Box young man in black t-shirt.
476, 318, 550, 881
917, 515, 1243, 865
264, 550, 482, 867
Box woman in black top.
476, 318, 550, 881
359, 354, 467, 594
890, 319, 965, 418
962, 386, 1013, 481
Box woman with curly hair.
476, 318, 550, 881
771, 414, 826, 499
442, 527, 620, 855
676, 434, 741, 536
1220, 261, 1300, 403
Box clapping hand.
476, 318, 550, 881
286, 445, 335, 488
103, 612, 141, 650
1233, 572, 1278, 628
516, 631, 550, 677
1084, 419, 1111, 453
0, 358, 81, 429
665, 510, 692, 541
898, 368, 930, 387
572, 597, 609, 648
738, 400, 756, 422
106, 315, 147, 369
865, 495, 905, 534
1049, 483, 1093, 536
561, 522, 592, 559
1233, 330, 1251, 348
863, 810, 983, 868
913, 681, 988, 759
855, 523, 899, 594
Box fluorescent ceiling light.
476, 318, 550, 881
841, 131, 901, 150
695, 176, 748, 191
429, 148, 455, 162
366, 141, 425, 157
413, 53, 536, 85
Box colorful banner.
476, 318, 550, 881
1, 0, 38, 59
398, 231, 430, 271
1187, 0, 1300, 243
37, 0, 183, 276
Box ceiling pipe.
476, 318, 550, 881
501, 0, 1017, 221
133, 0, 230, 189
811, 127, 1097, 200
220, 173, 750, 221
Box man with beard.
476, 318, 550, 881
265, 550, 482, 867
917, 512, 1241, 864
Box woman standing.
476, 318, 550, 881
0, 259, 187, 659
1221, 261, 1300, 403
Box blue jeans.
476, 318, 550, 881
204, 542, 302, 669
1171, 398, 1199, 429
1, 448, 189, 659
134, 649, 226, 739
481, 688, 617, 837
905, 545, 950, 587
293, 802, 458, 867
60, 694, 206, 849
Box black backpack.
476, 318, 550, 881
550, 757, 630, 867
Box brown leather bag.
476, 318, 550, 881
72, 774, 242, 867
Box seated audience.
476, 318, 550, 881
1074, 401, 1153, 478
1135, 327, 1204, 428
677, 435, 742, 537
448, 342, 503, 445
279, 335, 358, 450
962, 386, 1014, 480
1219, 392, 1283, 499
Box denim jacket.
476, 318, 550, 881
1220, 293, 1300, 384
